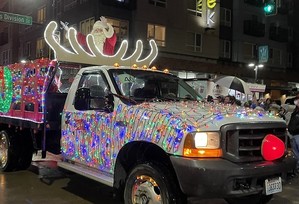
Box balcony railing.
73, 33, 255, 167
243, 20, 265, 37
269, 26, 288, 42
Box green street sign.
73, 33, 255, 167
0, 11, 32, 25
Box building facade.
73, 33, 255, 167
0, 0, 298, 87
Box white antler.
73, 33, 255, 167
44, 21, 158, 67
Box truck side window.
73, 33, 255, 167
76, 73, 109, 110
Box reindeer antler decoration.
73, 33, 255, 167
44, 21, 158, 67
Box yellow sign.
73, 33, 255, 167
207, 0, 216, 9
197, 0, 203, 12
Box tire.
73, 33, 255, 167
17, 133, 33, 170
124, 163, 186, 204
226, 194, 273, 204
0, 130, 18, 172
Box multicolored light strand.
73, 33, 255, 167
61, 100, 280, 172
0, 67, 13, 113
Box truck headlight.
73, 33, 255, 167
183, 132, 222, 158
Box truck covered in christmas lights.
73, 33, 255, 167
0, 21, 297, 204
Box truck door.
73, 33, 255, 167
63, 71, 114, 173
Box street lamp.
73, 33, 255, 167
248, 63, 264, 83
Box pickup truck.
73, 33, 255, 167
0, 21, 297, 204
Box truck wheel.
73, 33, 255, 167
17, 134, 33, 170
124, 163, 185, 204
0, 130, 18, 172
226, 194, 273, 204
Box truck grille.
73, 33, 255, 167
221, 123, 287, 162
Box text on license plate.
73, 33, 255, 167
265, 177, 282, 195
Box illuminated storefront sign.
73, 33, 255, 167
206, 0, 216, 27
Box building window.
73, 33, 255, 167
186, 32, 202, 52
187, 0, 202, 17
64, 0, 77, 11
37, 6, 46, 24
106, 18, 129, 41
149, 0, 167, 8
243, 42, 257, 59
36, 38, 45, 58
24, 42, 31, 57
2, 50, 10, 65
220, 8, 231, 27
80, 17, 95, 35
220, 40, 231, 59
147, 24, 166, 47
269, 48, 282, 65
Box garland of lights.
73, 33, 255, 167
0, 67, 13, 113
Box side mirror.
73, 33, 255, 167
90, 85, 105, 98
74, 86, 114, 112
74, 88, 90, 110
89, 85, 107, 110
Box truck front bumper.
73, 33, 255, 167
170, 154, 297, 198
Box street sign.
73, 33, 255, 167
0, 11, 32, 25
258, 45, 269, 63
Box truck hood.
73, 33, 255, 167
136, 101, 284, 131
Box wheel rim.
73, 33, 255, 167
132, 175, 162, 204
0, 132, 8, 169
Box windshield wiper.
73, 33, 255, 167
108, 92, 138, 105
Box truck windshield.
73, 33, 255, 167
110, 69, 202, 102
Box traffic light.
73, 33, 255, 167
264, 0, 277, 16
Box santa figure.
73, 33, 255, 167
61, 16, 117, 55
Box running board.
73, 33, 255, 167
58, 161, 114, 187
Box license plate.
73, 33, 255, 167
265, 177, 282, 195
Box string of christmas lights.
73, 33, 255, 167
61, 100, 279, 172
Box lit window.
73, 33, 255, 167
36, 38, 45, 58
37, 6, 46, 24
220, 8, 231, 27
187, 0, 202, 17
220, 40, 231, 59
80, 17, 95, 35
149, 0, 167, 8
147, 24, 166, 47
186, 32, 202, 52
106, 18, 129, 42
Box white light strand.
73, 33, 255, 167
44, 21, 158, 67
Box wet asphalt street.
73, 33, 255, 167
0, 155, 298, 204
